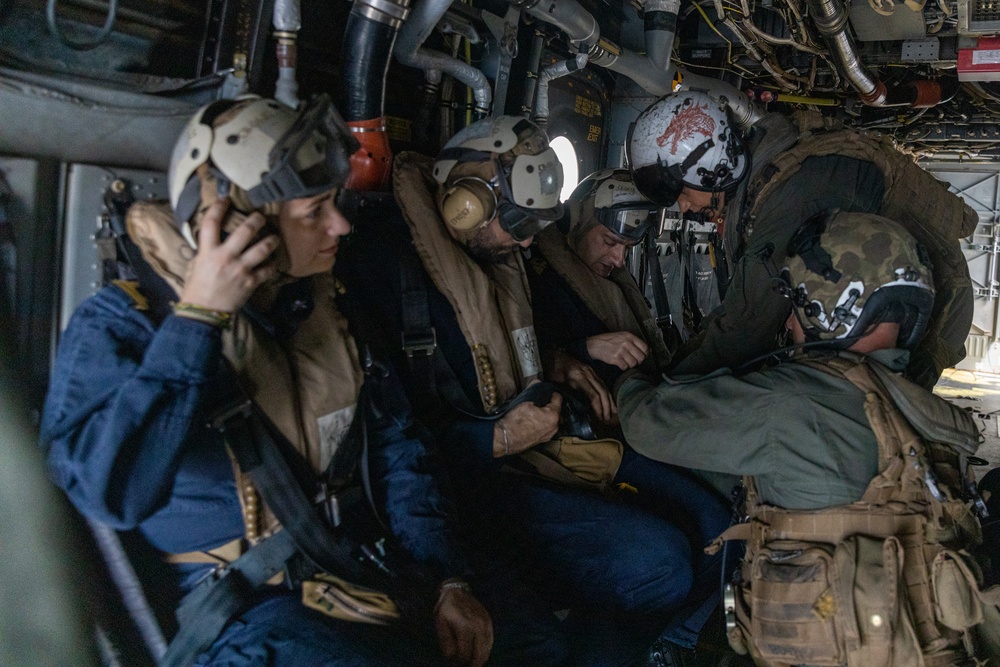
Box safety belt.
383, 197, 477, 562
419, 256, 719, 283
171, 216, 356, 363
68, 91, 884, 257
645, 232, 682, 353
397, 252, 478, 416
399, 249, 437, 398
158, 391, 375, 667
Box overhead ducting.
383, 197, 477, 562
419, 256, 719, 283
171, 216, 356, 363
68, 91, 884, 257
394, 0, 492, 117
508, 0, 764, 128
808, 0, 958, 107
533, 53, 588, 126
341, 0, 410, 190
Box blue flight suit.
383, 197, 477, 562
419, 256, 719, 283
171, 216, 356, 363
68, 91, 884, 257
525, 235, 734, 647
337, 199, 715, 664
42, 282, 567, 666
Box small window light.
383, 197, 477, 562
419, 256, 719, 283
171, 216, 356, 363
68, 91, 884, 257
550, 135, 579, 202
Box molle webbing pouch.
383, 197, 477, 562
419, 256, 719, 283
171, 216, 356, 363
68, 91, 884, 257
744, 535, 923, 667
731, 354, 983, 665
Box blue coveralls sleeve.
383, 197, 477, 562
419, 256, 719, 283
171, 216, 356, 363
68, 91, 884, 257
364, 363, 474, 581
42, 286, 223, 529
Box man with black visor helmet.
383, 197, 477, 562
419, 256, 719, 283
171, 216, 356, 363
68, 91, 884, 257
628, 91, 748, 221
628, 89, 975, 389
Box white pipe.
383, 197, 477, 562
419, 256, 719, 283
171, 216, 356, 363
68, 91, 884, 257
534, 53, 588, 124
395, 0, 492, 114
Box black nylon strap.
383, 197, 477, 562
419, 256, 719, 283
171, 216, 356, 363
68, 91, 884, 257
399, 251, 437, 398
160, 530, 297, 667
224, 407, 366, 583
646, 232, 672, 327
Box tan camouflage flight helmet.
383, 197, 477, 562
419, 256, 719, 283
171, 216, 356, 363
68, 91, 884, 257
777, 210, 935, 349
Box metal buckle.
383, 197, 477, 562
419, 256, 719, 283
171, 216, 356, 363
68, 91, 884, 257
208, 397, 252, 431
723, 582, 737, 633
316, 488, 341, 528
401, 328, 437, 359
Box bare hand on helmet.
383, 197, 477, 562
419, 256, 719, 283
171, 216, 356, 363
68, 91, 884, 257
493, 393, 562, 457
586, 332, 649, 371
547, 350, 615, 424
179, 198, 279, 313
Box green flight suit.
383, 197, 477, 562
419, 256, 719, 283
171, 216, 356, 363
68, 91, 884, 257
670, 113, 973, 389
617, 349, 910, 510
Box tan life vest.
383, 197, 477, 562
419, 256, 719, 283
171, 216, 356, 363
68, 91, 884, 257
393, 151, 541, 412
125, 201, 364, 540
534, 225, 671, 375
713, 353, 985, 667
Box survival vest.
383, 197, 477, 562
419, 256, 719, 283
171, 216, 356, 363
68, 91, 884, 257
534, 224, 672, 375
738, 112, 977, 388
393, 151, 541, 411
713, 352, 989, 666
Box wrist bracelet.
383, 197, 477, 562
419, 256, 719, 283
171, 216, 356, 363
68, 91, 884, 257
439, 581, 472, 593
173, 302, 233, 330
498, 420, 510, 457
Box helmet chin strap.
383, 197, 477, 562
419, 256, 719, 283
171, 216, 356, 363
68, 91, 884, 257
732, 332, 867, 376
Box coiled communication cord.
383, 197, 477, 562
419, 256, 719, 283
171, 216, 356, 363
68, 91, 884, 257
46, 0, 118, 51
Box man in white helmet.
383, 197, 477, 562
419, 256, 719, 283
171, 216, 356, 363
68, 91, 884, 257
616, 211, 991, 665
628, 90, 975, 388
338, 116, 704, 664
525, 168, 736, 658
41, 96, 568, 667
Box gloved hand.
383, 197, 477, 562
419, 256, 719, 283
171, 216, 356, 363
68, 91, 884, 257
434, 580, 494, 666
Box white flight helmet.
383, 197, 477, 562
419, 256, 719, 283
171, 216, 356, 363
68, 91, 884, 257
570, 169, 657, 242
168, 94, 358, 227
627, 91, 749, 207
432, 116, 564, 242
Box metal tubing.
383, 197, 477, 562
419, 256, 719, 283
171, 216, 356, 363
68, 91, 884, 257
534, 53, 588, 124
522, 30, 545, 114
806, 0, 886, 104
506, 0, 763, 128
515, 0, 600, 47
643, 0, 680, 70
272, 0, 301, 108
395, 0, 492, 114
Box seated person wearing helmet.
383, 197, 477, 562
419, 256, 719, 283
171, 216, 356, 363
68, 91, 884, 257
528, 169, 670, 399
616, 211, 989, 665
628, 91, 975, 388
41, 97, 568, 667
336, 116, 706, 663
526, 167, 735, 652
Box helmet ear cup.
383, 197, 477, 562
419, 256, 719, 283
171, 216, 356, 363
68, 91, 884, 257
438, 177, 498, 231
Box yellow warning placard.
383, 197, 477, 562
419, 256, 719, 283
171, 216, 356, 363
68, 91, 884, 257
385, 116, 412, 142
574, 96, 602, 118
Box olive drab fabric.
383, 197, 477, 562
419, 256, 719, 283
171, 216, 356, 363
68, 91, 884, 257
535, 224, 671, 375
126, 200, 364, 538
715, 352, 987, 666
742, 112, 976, 387
393, 151, 541, 412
